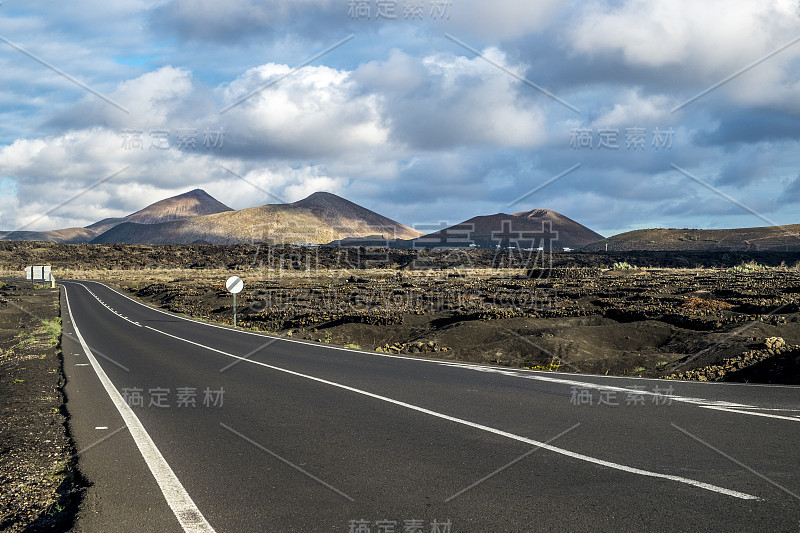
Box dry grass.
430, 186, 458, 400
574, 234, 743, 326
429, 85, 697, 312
0, 267, 534, 286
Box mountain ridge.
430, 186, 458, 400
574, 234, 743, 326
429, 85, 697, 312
0, 188, 234, 243
3, 188, 799, 250
582, 225, 800, 252
400, 210, 604, 250
90, 191, 423, 245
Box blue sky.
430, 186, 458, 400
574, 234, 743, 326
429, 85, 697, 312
1, 0, 799, 236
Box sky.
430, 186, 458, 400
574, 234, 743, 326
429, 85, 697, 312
1, 0, 799, 237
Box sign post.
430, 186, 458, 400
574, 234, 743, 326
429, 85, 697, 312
225, 276, 244, 327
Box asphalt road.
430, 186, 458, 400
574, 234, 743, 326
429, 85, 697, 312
59, 280, 800, 532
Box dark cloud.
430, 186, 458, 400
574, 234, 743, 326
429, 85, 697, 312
783, 174, 800, 203
148, 0, 354, 44
693, 108, 800, 146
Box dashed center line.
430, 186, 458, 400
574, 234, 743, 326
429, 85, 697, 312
75, 282, 141, 327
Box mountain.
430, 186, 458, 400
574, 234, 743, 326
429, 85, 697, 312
582, 225, 800, 252
90, 192, 423, 245
400, 209, 604, 250
0, 189, 233, 243
512, 209, 605, 249
291, 192, 421, 240
123, 189, 233, 224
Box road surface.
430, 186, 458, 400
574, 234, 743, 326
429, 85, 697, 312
59, 280, 800, 532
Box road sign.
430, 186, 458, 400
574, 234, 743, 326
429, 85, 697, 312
226, 276, 243, 326
24, 265, 52, 282
226, 276, 243, 294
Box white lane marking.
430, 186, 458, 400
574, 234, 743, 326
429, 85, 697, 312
80, 281, 800, 416
63, 286, 215, 532
438, 365, 800, 423
76, 363, 90, 366
73, 282, 141, 327
143, 323, 760, 501
731, 407, 800, 412
454, 365, 754, 408
95, 426, 108, 430
699, 405, 800, 422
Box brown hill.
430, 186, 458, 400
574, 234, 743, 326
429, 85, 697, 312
0, 189, 233, 243
90, 192, 423, 245
0, 228, 97, 243
582, 225, 800, 252
291, 192, 422, 240
402, 209, 603, 250
512, 209, 605, 249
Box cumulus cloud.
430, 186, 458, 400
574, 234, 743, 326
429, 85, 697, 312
364, 49, 548, 149
568, 0, 800, 112
2, 0, 800, 235
569, 1, 800, 70
589, 89, 674, 128
218, 63, 389, 158
0, 38, 560, 227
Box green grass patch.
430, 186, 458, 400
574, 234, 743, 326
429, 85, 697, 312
41, 318, 61, 347
726, 260, 768, 273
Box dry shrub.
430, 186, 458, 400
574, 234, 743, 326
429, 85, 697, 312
681, 297, 734, 310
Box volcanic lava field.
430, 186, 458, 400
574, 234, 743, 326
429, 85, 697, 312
122, 264, 799, 382
2, 242, 799, 383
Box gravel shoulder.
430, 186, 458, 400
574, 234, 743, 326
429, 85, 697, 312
0, 281, 84, 532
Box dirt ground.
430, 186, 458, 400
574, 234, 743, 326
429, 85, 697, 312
96, 263, 800, 384
0, 281, 84, 532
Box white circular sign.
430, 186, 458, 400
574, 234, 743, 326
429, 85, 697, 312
225, 275, 244, 294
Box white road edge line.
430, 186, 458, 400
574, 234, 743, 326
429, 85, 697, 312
142, 323, 761, 501
62, 286, 216, 533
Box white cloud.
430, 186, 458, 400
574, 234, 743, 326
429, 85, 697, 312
214, 165, 348, 208
590, 89, 673, 127
377, 49, 548, 149
219, 63, 389, 157
567, 0, 800, 114
569, 1, 800, 72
